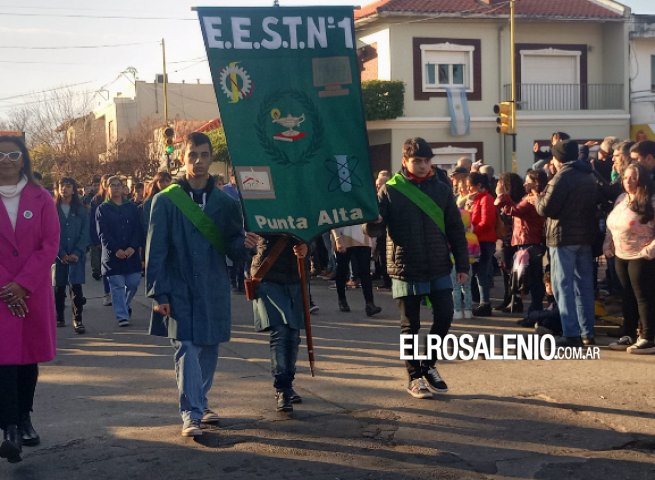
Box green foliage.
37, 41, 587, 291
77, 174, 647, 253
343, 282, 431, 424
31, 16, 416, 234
361, 80, 404, 120
207, 127, 230, 164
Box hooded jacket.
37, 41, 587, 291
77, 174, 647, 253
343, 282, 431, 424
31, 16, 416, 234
535, 160, 599, 247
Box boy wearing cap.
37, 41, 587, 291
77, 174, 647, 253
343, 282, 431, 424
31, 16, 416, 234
535, 139, 599, 347
365, 137, 468, 399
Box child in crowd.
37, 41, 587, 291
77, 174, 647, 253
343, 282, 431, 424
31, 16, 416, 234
517, 271, 562, 336
451, 209, 480, 320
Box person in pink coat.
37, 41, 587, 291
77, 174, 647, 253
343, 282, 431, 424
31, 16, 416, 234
0, 135, 59, 463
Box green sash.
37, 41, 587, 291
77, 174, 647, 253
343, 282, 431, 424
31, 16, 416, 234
161, 184, 226, 254
386, 173, 445, 235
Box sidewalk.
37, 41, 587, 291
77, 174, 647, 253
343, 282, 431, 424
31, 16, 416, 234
2, 266, 653, 480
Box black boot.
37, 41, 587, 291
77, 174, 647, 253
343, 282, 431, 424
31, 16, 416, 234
275, 390, 293, 412
20, 413, 40, 446
509, 296, 523, 313
0, 424, 23, 463
73, 318, 86, 334
365, 303, 382, 317
338, 299, 350, 312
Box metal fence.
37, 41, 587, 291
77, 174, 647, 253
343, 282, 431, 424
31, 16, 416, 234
503, 84, 624, 110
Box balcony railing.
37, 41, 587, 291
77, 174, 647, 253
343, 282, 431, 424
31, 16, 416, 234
503, 83, 624, 111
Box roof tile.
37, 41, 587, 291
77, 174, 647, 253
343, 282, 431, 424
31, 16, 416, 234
355, 0, 625, 21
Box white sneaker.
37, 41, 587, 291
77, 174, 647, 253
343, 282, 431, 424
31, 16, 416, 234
102, 294, 112, 306
453, 310, 464, 320
407, 378, 432, 399
463, 309, 473, 319
181, 419, 203, 437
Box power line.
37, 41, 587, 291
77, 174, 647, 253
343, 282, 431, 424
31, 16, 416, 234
0, 11, 195, 20
0, 41, 158, 50
0, 81, 94, 102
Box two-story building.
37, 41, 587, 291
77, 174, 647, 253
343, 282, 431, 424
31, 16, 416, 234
356, 0, 632, 174
629, 14, 655, 141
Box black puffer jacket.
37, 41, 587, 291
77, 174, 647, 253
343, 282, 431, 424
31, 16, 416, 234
535, 160, 599, 247
364, 170, 468, 281
250, 234, 302, 284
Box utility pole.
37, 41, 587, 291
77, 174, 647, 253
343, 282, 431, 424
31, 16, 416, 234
161, 38, 169, 124
509, 0, 517, 172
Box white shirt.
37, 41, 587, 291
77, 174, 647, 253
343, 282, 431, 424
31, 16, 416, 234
0, 176, 27, 231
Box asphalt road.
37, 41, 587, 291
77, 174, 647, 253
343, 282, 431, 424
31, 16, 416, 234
1, 266, 653, 480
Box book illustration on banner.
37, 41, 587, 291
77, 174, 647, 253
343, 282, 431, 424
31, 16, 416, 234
255, 90, 323, 166
235, 166, 276, 200
219, 62, 253, 104
271, 108, 306, 142
312, 56, 352, 98
326, 154, 362, 193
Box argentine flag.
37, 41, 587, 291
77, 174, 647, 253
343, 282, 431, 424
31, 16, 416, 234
446, 87, 470, 136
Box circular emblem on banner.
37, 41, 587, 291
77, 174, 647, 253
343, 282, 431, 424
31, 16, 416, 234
255, 89, 323, 166
219, 62, 253, 103
23, 210, 33, 219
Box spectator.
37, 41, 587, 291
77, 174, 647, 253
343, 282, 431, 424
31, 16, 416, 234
479, 165, 498, 197
466, 172, 497, 316
497, 170, 546, 315
604, 164, 655, 354
535, 139, 599, 347
630, 140, 655, 183
456, 157, 473, 172
593, 136, 620, 183
214, 174, 226, 189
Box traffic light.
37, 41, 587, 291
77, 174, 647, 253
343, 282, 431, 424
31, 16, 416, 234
494, 102, 512, 134
163, 127, 174, 155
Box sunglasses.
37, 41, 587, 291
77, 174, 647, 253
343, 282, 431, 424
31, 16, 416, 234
0, 151, 22, 162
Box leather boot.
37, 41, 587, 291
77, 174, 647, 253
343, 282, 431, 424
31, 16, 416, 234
365, 303, 382, 317
0, 424, 23, 463
510, 296, 524, 313
338, 299, 350, 312
20, 413, 40, 446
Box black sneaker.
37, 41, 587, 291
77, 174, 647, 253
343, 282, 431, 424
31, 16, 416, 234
309, 303, 319, 314
275, 390, 293, 412
582, 336, 595, 346
422, 367, 448, 393
473, 303, 492, 317
289, 388, 302, 404
56, 319, 65, 328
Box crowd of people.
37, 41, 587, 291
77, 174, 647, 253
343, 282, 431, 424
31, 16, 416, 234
1, 130, 655, 463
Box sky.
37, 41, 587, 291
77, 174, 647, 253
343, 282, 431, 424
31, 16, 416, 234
1, 0, 654, 122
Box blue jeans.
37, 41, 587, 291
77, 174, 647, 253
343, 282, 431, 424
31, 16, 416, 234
269, 325, 300, 391
171, 340, 219, 423
107, 272, 141, 321
549, 245, 595, 338
475, 241, 495, 304
451, 265, 472, 311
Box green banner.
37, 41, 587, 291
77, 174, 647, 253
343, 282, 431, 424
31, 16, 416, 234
196, 6, 378, 242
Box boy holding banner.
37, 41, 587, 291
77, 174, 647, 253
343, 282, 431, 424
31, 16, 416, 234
365, 137, 469, 399
145, 132, 258, 437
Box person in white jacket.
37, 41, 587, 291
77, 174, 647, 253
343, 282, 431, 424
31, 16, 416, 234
331, 224, 382, 316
